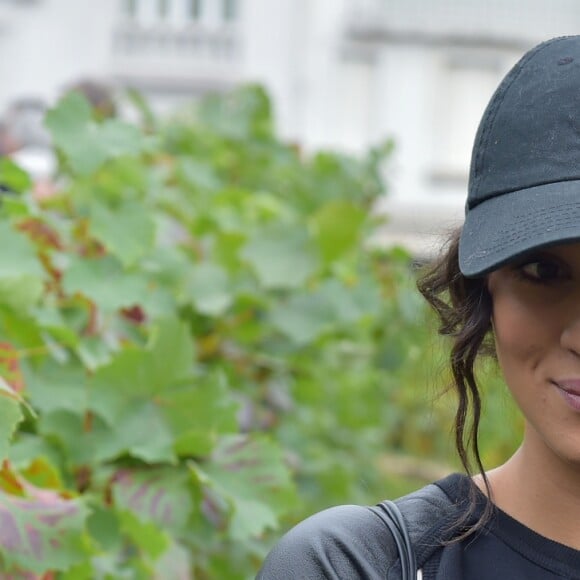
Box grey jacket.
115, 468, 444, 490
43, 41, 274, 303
257, 481, 460, 579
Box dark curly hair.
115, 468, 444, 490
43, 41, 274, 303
417, 227, 496, 538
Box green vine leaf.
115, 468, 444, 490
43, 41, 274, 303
89, 200, 156, 267
0, 83, 445, 579
0, 159, 32, 194
0, 396, 23, 464
269, 279, 381, 344
193, 435, 297, 541
45, 92, 145, 175
0, 224, 45, 312
310, 200, 366, 263
62, 256, 152, 312
187, 263, 233, 316
153, 539, 191, 580
24, 361, 87, 416
242, 226, 319, 289
88, 319, 236, 462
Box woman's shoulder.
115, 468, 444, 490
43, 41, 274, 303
257, 475, 464, 579
256, 503, 397, 579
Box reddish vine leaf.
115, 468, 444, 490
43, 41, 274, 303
20, 459, 63, 492
112, 468, 191, 533
17, 219, 62, 252
0, 344, 24, 394
0, 479, 88, 574
0, 571, 54, 579
120, 305, 146, 325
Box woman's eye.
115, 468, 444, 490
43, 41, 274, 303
519, 260, 565, 281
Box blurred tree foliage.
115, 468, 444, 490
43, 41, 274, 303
0, 85, 522, 578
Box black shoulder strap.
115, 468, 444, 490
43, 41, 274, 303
393, 482, 460, 568
375, 500, 417, 580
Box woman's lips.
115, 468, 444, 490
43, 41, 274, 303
554, 379, 580, 411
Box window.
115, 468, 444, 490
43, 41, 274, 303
431, 51, 502, 186
189, 0, 202, 20
222, 0, 237, 21
158, 0, 170, 20
123, 0, 137, 19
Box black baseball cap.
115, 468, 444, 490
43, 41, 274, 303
459, 36, 580, 277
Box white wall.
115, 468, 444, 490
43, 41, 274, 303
0, 0, 117, 110
241, 0, 307, 143
241, 0, 351, 149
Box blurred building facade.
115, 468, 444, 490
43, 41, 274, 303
1, 0, 580, 253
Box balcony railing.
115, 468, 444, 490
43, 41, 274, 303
111, 22, 241, 85
344, 0, 580, 47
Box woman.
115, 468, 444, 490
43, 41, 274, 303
258, 35, 580, 579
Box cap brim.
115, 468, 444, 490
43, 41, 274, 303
459, 179, 580, 277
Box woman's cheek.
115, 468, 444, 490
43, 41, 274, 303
492, 292, 548, 379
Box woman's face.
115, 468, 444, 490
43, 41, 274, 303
488, 241, 580, 465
